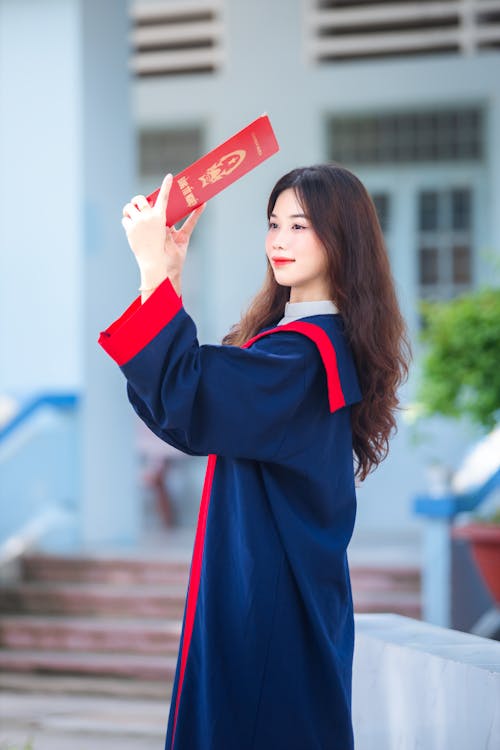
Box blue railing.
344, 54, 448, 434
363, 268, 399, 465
0, 391, 80, 555
414, 465, 500, 518
0, 392, 79, 445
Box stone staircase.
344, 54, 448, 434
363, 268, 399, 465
0, 552, 421, 693
0, 555, 189, 692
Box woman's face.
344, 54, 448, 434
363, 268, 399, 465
265, 188, 331, 303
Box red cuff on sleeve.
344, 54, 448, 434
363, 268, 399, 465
98, 276, 183, 366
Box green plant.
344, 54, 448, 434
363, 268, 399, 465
417, 285, 500, 430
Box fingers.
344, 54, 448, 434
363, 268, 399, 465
122, 202, 141, 220
154, 173, 173, 215
121, 216, 133, 231
179, 203, 206, 238
130, 194, 151, 211
122, 195, 151, 219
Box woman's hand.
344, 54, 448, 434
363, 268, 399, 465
121, 173, 205, 297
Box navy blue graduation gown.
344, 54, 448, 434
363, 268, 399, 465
98, 276, 363, 750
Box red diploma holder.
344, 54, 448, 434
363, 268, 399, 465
145, 114, 280, 225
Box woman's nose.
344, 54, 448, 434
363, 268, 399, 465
272, 231, 286, 249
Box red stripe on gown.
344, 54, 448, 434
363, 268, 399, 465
171, 452, 217, 747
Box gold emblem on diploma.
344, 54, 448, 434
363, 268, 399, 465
198, 150, 246, 187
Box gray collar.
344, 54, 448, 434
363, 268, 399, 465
277, 299, 339, 325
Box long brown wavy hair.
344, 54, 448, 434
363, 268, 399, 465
221, 164, 412, 483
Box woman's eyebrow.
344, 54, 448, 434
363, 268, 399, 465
270, 212, 309, 219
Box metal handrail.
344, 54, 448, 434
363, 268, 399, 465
0, 392, 79, 445
414, 465, 500, 518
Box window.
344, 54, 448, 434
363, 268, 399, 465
417, 187, 473, 303
139, 127, 203, 179
328, 108, 483, 165
371, 192, 390, 234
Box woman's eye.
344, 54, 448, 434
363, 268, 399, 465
268, 222, 278, 230
292, 223, 306, 230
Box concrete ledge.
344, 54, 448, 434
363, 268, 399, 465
353, 613, 500, 750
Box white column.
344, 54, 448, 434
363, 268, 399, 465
0, 0, 138, 549
80, 0, 139, 548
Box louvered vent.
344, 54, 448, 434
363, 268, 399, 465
477, 0, 500, 50
131, 1, 224, 77
307, 0, 500, 64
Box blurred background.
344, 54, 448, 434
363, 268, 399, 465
1, 1, 499, 748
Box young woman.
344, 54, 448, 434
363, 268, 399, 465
99, 164, 412, 750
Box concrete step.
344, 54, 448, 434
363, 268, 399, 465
0, 686, 169, 748
0, 670, 171, 699
0, 615, 181, 655
0, 582, 186, 618
21, 553, 191, 586
1, 690, 169, 735
0, 648, 177, 681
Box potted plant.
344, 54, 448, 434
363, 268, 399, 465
452, 509, 500, 604
415, 285, 500, 606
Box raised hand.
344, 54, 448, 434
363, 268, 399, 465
122, 173, 205, 297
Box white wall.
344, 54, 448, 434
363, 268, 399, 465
353, 613, 500, 749
133, 0, 500, 537
0, 0, 82, 391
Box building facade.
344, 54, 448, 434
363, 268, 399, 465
1, 0, 499, 551
131, 0, 500, 537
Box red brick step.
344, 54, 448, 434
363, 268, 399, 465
0, 615, 181, 654
0, 648, 178, 681
352, 589, 421, 619
350, 564, 422, 619
21, 554, 191, 586
350, 566, 421, 592
0, 582, 186, 618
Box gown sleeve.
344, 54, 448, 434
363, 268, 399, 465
98, 276, 323, 461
